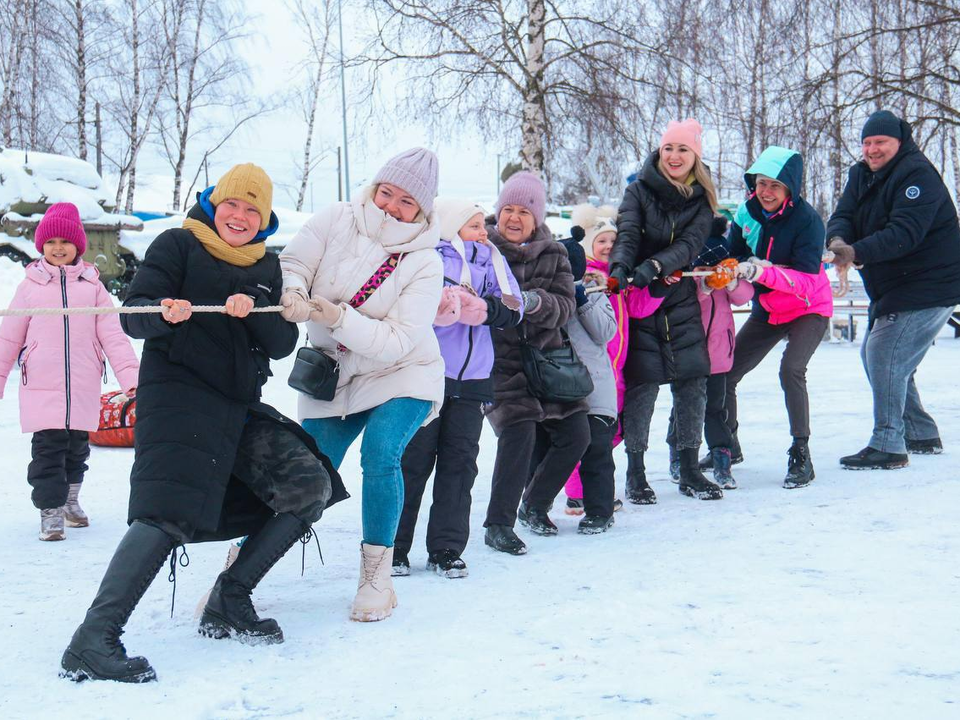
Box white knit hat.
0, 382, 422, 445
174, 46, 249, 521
571, 204, 617, 260
435, 197, 485, 242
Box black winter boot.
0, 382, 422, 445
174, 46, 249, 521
60, 521, 177, 683
625, 451, 657, 505
783, 438, 815, 489
484, 524, 527, 555
517, 502, 559, 536
199, 512, 309, 645
840, 446, 909, 470
678, 448, 723, 500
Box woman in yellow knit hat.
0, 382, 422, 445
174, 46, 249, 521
60, 164, 347, 684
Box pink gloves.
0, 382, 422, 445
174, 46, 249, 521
434, 286, 489, 327
434, 286, 462, 326
457, 289, 488, 326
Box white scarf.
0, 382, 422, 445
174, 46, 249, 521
449, 234, 521, 310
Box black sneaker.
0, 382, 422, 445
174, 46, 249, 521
391, 549, 411, 577
564, 497, 585, 516
484, 524, 527, 555
906, 438, 943, 455
840, 447, 909, 470
517, 503, 559, 536
427, 549, 468, 579
783, 441, 815, 489
578, 515, 614, 535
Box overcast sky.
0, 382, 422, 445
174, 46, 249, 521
129, 1, 509, 213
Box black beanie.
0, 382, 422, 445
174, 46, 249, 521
559, 237, 587, 281
861, 110, 903, 142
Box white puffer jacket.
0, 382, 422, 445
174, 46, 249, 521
280, 188, 445, 423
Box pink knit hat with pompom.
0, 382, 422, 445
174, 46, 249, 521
35, 202, 87, 256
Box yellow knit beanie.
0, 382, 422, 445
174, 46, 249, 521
210, 163, 273, 230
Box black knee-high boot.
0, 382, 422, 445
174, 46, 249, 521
61, 521, 177, 683
199, 512, 309, 644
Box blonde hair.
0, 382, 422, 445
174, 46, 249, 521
657, 156, 719, 214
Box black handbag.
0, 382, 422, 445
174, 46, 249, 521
287, 253, 404, 401
287, 345, 339, 401
517, 325, 593, 404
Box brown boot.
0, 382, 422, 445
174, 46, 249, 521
350, 543, 397, 622
63, 483, 89, 528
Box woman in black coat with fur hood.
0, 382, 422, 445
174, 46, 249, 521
608, 119, 723, 502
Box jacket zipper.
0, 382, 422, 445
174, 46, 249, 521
60, 268, 72, 429
458, 327, 475, 382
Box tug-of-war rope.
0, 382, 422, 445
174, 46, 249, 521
0, 304, 284, 317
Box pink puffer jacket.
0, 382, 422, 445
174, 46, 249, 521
696, 279, 754, 375
755, 264, 833, 325
0, 258, 140, 433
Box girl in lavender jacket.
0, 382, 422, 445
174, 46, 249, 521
395, 198, 521, 578
0, 203, 139, 541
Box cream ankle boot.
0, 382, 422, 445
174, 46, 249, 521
350, 543, 397, 622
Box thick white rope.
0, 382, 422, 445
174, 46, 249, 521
0, 305, 283, 317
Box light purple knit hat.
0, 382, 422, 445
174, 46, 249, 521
35, 202, 87, 256
372, 147, 439, 215
495, 171, 546, 226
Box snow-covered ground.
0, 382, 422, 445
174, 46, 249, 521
0, 257, 958, 718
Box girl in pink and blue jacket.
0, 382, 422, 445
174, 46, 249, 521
0, 203, 140, 541
725, 146, 833, 490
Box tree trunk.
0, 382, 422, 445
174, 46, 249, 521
519, 0, 546, 173
122, 0, 140, 213
297, 64, 324, 212
173, 0, 206, 211
76, 0, 88, 160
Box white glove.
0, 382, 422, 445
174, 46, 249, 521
280, 291, 312, 323
747, 256, 773, 268
736, 262, 763, 282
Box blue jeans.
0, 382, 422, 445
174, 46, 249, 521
861, 305, 952, 454
302, 398, 431, 547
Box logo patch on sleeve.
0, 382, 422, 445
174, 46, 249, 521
905, 186, 921, 200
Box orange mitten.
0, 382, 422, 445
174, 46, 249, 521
706, 258, 739, 290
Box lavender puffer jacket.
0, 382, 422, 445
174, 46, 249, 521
435, 239, 521, 401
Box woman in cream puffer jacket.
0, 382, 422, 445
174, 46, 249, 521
279, 148, 444, 623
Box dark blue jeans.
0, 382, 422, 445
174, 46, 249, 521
302, 398, 431, 546
861, 306, 952, 454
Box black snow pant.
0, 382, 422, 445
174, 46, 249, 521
666, 373, 734, 450
624, 377, 707, 453
396, 397, 484, 556
529, 414, 616, 518
724, 314, 828, 439
28, 429, 90, 510
485, 411, 590, 527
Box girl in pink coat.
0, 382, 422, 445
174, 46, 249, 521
0, 203, 139, 541
666, 217, 754, 489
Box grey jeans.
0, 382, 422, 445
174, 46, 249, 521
623, 377, 707, 453
861, 305, 953, 454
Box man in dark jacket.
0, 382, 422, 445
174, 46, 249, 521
827, 111, 960, 469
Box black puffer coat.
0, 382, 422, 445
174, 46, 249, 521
826, 118, 960, 315
121, 204, 346, 542
486, 220, 587, 433
609, 151, 712, 385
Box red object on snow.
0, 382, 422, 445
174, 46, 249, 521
89, 390, 136, 448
